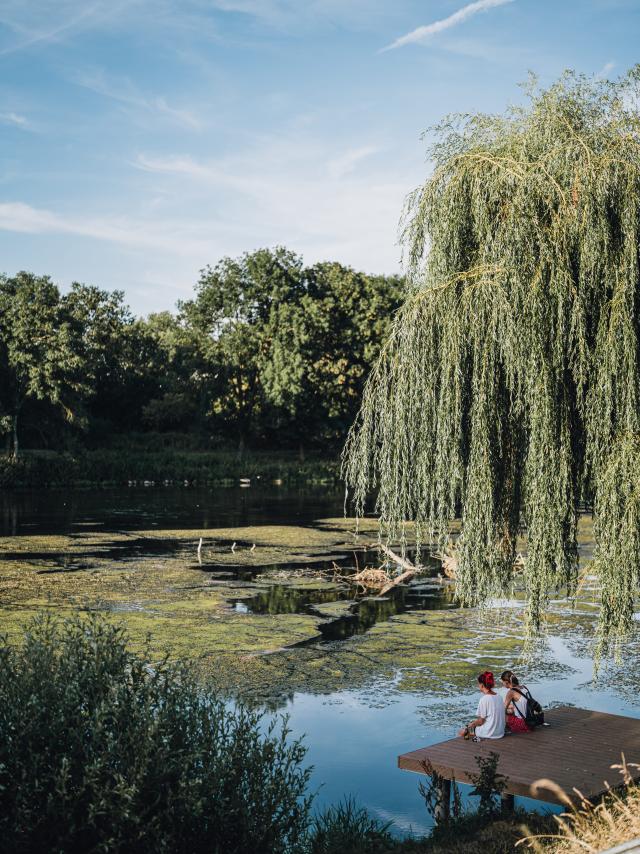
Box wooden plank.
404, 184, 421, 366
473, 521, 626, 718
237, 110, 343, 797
398, 707, 640, 805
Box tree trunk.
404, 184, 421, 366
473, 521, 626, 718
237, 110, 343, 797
11, 412, 18, 460
298, 441, 305, 462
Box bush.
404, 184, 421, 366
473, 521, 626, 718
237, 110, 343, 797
308, 799, 397, 854
0, 615, 312, 854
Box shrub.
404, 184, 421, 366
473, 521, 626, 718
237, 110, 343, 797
468, 751, 508, 817
308, 799, 397, 854
0, 615, 312, 854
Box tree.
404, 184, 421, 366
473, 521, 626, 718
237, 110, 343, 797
0, 273, 89, 457
64, 282, 134, 436
261, 263, 404, 455
180, 248, 305, 450
343, 68, 640, 650
130, 312, 201, 434
303, 263, 404, 444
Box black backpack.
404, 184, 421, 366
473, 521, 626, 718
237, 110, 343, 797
512, 686, 545, 727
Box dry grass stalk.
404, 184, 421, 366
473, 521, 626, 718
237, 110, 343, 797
519, 756, 640, 852
327, 562, 392, 592
353, 567, 392, 590
434, 541, 525, 580
434, 541, 460, 579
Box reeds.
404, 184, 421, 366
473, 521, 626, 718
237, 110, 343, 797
521, 758, 640, 852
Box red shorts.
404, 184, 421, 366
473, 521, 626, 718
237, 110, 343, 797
506, 714, 532, 733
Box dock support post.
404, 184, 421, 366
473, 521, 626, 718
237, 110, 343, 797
501, 793, 515, 814
434, 779, 451, 824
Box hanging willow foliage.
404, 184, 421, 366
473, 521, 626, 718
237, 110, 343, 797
343, 69, 640, 649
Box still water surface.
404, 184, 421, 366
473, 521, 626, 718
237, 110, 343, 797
2, 485, 639, 836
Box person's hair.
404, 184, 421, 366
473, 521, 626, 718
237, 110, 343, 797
500, 670, 519, 686
478, 671, 495, 689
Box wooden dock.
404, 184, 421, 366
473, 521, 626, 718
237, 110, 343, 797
398, 707, 640, 813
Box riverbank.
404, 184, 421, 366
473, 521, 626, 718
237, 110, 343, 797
0, 447, 340, 488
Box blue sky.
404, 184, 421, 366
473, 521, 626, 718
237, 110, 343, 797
0, 0, 638, 315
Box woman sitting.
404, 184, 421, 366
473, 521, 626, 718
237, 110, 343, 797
501, 670, 533, 733
458, 671, 505, 740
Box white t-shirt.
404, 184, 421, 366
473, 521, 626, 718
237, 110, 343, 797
475, 692, 505, 739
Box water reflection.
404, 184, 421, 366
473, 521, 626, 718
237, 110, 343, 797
0, 485, 344, 536
231, 581, 458, 642
233, 586, 344, 615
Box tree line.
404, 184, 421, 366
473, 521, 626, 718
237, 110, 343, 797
0, 247, 403, 459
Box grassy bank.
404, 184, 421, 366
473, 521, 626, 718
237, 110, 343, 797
0, 446, 340, 488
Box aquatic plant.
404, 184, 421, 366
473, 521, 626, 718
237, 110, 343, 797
0, 615, 312, 854
343, 67, 640, 647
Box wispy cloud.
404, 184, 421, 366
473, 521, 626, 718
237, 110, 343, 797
0, 111, 29, 129
130, 130, 418, 274
0, 0, 221, 58
75, 71, 203, 130
0, 1, 115, 57
381, 0, 514, 52
595, 60, 615, 79
327, 146, 379, 180
0, 122, 418, 286
0, 201, 216, 256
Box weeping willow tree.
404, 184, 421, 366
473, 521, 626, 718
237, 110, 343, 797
343, 68, 640, 651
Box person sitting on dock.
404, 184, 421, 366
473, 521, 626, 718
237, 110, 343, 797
458, 671, 505, 740
501, 670, 534, 733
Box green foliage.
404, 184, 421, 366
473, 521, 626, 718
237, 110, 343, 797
308, 799, 397, 854
0, 445, 339, 487
343, 67, 640, 643
468, 752, 508, 816
418, 762, 463, 825
0, 614, 312, 853
180, 247, 305, 443
1, 249, 401, 459
180, 248, 403, 450
0, 273, 90, 456
142, 391, 198, 431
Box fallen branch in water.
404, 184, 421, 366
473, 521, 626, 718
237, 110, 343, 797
377, 543, 423, 573
329, 563, 392, 592
375, 544, 425, 595
378, 568, 418, 596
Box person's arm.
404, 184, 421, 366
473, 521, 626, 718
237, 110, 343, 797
458, 715, 486, 737
503, 689, 514, 708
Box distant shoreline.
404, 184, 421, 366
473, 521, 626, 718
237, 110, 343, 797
0, 448, 341, 489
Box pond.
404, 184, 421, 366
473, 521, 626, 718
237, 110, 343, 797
1, 484, 639, 837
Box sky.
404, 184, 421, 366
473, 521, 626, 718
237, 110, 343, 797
0, 0, 638, 315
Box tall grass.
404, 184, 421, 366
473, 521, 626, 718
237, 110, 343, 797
308, 799, 397, 854
523, 762, 640, 852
